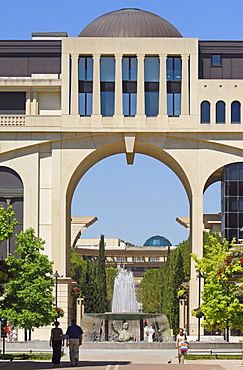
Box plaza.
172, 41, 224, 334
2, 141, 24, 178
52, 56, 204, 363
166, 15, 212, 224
0, 8, 243, 338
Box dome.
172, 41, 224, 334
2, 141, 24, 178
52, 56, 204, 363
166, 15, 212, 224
143, 235, 172, 247
79, 9, 182, 38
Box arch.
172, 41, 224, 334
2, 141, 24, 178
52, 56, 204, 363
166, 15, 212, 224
231, 100, 241, 123
200, 100, 210, 123
0, 166, 23, 258
216, 100, 226, 123
66, 140, 192, 205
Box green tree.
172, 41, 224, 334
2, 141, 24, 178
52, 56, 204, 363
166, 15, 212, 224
139, 267, 163, 313
160, 238, 190, 333
83, 259, 99, 313
106, 267, 117, 311
0, 205, 17, 246
97, 234, 107, 312
192, 233, 243, 333
0, 228, 56, 331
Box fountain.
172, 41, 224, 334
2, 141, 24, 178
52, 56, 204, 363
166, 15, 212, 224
81, 266, 172, 342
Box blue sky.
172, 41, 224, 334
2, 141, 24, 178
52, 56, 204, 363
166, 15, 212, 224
3, 0, 242, 246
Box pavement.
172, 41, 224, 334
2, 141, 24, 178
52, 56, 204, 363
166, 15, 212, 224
0, 348, 242, 370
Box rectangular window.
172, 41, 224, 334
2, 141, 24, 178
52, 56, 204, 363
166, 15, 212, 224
122, 56, 137, 116
100, 57, 115, 116
116, 257, 126, 262
167, 57, 182, 116
144, 57, 159, 117
211, 55, 221, 66
149, 257, 159, 262
166, 57, 182, 81
0, 92, 26, 114
134, 257, 143, 262
167, 93, 181, 117
78, 56, 93, 116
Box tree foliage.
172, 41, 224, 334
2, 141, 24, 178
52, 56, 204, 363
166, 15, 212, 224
106, 267, 117, 311
0, 228, 56, 330
139, 267, 163, 313
97, 234, 107, 312
192, 232, 243, 331
0, 205, 18, 245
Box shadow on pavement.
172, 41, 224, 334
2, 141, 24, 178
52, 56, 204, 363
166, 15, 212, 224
0, 360, 131, 369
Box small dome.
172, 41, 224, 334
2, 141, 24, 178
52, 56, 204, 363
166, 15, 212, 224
143, 235, 172, 247
79, 8, 182, 38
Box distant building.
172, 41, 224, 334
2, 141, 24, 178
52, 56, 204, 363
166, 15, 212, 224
74, 234, 175, 286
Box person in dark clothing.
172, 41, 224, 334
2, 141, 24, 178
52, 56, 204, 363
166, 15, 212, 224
66, 319, 83, 367
49, 321, 64, 366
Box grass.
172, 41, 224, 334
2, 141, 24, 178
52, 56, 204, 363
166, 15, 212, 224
0, 352, 65, 361
185, 354, 242, 360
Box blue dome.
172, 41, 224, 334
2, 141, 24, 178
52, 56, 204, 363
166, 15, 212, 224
143, 235, 172, 247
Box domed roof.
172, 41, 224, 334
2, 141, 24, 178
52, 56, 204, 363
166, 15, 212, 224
79, 9, 182, 38
143, 235, 172, 247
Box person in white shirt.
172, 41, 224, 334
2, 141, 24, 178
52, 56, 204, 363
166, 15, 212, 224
175, 328, 187, 364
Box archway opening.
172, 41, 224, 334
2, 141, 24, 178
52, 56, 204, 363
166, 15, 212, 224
71, 153, 189, 247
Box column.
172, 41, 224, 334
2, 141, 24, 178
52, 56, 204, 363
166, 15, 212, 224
189, 193, 204, 336
61, 53, 70, 115
114, 54, 123, 116
137, 54, 145, 115
181, 54, 189, 115
92, 54, 101, 115
159, 54, 167, 115
70, 53, 79, 115
32, 92, 38, 115
26, 92, 31, 115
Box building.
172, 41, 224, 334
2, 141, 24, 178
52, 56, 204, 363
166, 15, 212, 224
1, 8, 243, 338
74, 234, 175, 287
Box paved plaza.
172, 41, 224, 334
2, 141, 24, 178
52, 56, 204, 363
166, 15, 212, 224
0, 348, 242, 369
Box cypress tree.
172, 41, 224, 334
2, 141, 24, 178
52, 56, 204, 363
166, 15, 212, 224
97, 234, 107, 312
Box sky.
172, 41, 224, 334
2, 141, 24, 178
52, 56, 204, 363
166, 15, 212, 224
2, 0, 242, 246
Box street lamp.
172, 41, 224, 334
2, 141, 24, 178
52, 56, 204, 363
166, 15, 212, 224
53, 271, 60, 308
197, 272, 204, 341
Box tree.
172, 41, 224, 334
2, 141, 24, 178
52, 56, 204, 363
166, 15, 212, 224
106, 267, 117, 311
192, 232, 243, 334
82, 259, 99, 313
139, 267, 163, 313
97, 234, 107, 312
0, 228, 56, 331
160, 238, 190, 333
0, 205, 17, 245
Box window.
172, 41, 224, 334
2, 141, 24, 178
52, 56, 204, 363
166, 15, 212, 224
144, 57, 159, 117
231, 101, 241, 123
216, 101, 225, 123
166, 57, 182, 116
0, 92, 26, 114
211, 55, 221, 66
200, 101, 210, 123
166, 57, 182, 81
100, 57, 115, 116
122, 56, 137, 116
149, 257, 159, 262
78, 56, 93, 116
133, 257, 143, 262
116, 257, 126, 262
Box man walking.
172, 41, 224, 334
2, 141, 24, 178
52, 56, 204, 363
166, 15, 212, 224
66, 319, 83, 367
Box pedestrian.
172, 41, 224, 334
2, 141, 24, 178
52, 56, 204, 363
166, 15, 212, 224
49, 321, 64, 366
66, 319, 83, 367
175, 328, 188, 364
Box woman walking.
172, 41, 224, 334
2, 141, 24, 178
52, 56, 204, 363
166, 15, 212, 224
50, 321, 64, 366
176, 328, 188, 364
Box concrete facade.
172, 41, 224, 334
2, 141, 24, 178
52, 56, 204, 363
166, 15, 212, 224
1, 9, 243, 338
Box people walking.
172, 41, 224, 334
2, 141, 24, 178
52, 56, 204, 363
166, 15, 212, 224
66, 319, 83, 367
176, 328, 188, 364
49, 321, 64, 366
